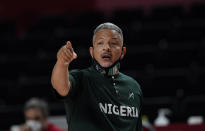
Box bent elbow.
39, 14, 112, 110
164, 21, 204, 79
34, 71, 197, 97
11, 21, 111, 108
50, 76, 70, 97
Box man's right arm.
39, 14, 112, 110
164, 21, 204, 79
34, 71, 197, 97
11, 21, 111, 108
51, 41, 77, 97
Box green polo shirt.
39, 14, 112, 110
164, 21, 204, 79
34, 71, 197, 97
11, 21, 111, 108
57, 66, 143, 131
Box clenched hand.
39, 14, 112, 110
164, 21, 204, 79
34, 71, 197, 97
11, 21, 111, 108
57, 41, 77, 65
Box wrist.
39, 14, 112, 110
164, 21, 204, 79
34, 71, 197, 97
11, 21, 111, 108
56, 60, 70, 67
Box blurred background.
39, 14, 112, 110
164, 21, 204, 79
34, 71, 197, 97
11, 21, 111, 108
1, 0, 205, 130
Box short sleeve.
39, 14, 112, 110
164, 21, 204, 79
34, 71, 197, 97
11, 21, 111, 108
52, 69, 82, 100
67, 69, 82, 98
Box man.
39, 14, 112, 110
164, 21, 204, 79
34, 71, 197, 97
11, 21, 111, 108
18, 98, 62, 131
51, 22, 143, 131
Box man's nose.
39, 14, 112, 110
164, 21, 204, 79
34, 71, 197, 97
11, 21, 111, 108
103, 43, 111, 50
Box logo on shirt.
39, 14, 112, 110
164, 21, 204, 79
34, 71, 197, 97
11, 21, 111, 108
99, 103, 139, 118
128, 92, 134, 100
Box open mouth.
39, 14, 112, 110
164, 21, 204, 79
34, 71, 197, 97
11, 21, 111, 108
101, 53, 112, 60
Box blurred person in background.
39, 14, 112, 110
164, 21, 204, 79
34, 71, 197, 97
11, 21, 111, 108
11, 97, 63, 131
51, 22, 143, 131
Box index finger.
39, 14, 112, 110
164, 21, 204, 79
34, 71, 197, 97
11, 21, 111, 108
66, 41, 72, 48
66, 41, 73, 53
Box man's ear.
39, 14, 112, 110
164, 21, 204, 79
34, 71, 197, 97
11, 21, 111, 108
120, 47, 126, 60
89, 47, 94, 58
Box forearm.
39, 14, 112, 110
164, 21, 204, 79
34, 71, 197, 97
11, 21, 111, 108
51, 41, 77, 96
51, 60, 71, 96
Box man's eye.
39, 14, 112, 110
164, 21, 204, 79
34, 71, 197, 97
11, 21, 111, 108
111, 42, 118, 45
97, 42, 102, 45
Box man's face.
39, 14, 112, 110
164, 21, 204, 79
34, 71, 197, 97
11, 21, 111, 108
25, 108, 46, 127
90, 29, 126, 68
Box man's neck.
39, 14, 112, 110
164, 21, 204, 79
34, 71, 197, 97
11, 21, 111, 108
92, 59, 120, 76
